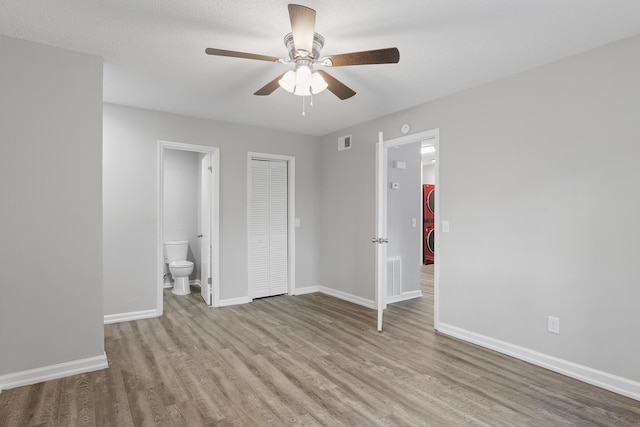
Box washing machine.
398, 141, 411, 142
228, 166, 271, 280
423, 184, 435, 264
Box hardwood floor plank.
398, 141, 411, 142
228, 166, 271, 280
1, 266, 639, 426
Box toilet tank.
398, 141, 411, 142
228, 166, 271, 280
164, 240, 189, 263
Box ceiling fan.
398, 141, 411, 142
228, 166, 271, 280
205, 4, 399, 100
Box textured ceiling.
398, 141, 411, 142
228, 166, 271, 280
3, 1, 640, 136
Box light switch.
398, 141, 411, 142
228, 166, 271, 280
411, 218, 417, 227
295, 218, 301, 227
442, 220, 450, 233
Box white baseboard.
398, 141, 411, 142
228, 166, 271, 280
292, 285, 321, 295
290, 286, 376, 309
218, 296, 252, 307
218, 287, 374, 310
386, 290, 423, 304
317, 286, 376, 309
104, 309, 159, 325
437, 323, 640, 402
0, 352, 108, 391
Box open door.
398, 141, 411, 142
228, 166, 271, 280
199, 153, 213, 305
374, 132, 388, 331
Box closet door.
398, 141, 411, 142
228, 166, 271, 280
250, 159, 288, 298
268, 161, 288, 295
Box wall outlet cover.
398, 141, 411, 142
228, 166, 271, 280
548, 316, 560, 334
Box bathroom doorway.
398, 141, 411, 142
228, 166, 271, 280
375, 129, 440, 331
158, 141, 220, 312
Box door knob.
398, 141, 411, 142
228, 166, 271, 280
197, 234, 203, 238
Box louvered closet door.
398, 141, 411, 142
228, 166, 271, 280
250, 159, 288, 298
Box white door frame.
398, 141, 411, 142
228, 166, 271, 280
377, 129, 440, 331
247, 152, 296, 299
375, 133, 387, 331
157, 140, 220, 313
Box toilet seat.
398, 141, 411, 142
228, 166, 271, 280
169, 260, 193, 269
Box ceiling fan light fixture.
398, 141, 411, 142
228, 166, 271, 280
206, 4, 399, 103
294, 83, 311, 96
295, 65, 312, 86
310, 71, 328, 94
278, 70, 296, 93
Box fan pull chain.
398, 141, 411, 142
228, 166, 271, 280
310, 93, 314, 107
302, 96, 306, 116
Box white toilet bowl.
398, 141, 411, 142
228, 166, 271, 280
169, 260, 194, 295
164, 240, 194, 296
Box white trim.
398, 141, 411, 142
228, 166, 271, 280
295, 286, 416, 308
218, 296, 252, 307
387, 290, 423, 304
158, 140, 221, 312
318, 287, 376, 310
247, 152, 296, 300
438, 323, 640, 402
432, 129, 440, 331
0, 353, 109, 391
375, 133, 387, 330
383, 129, 440, 330
292, 286, 321, 295
104, 309, 159, 325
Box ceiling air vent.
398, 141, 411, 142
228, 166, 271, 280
338, 135, 352, 151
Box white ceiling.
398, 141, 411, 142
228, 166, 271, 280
3, 1, 640, 136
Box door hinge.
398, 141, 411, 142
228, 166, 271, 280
208, 277, 212, 285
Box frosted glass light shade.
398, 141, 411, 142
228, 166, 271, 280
294, 84, 311, 96
278, 70, 296, 93
311, 72, 328, 94
279, 66, 327, 97
295, 65, 312, 86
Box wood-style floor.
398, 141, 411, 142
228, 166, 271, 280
2, 266, 639, 426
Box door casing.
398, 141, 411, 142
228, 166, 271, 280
376, 129, 440, 331
157, 140, 220, 313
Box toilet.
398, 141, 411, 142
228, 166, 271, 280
164, 240, 194, 295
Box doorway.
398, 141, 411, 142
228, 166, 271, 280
158, 141, 220, 313
247, 152, 296, 299
375, 129, 440, 331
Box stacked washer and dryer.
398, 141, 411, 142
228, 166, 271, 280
423, 184, 435, 265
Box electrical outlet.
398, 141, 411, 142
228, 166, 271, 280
548, 316, 560, 334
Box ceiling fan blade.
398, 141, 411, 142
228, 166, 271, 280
288, 4, 316, 55
316, 70, 356, 100
205, 48, 281, 63
325, 47, 400, 67
254, 72, 287, 96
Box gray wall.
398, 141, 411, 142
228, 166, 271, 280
387, 142, 422, 295
163, 149, 200, 281
103, 103, 320, 315
319, 130, 377, 300
422, 163, 436, 184
0, 36, 104, 375
319, 35, 640, 382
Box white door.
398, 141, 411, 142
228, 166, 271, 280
250, 159, 288, 298
374, 132, 388, 331
199, 153, 213, 305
